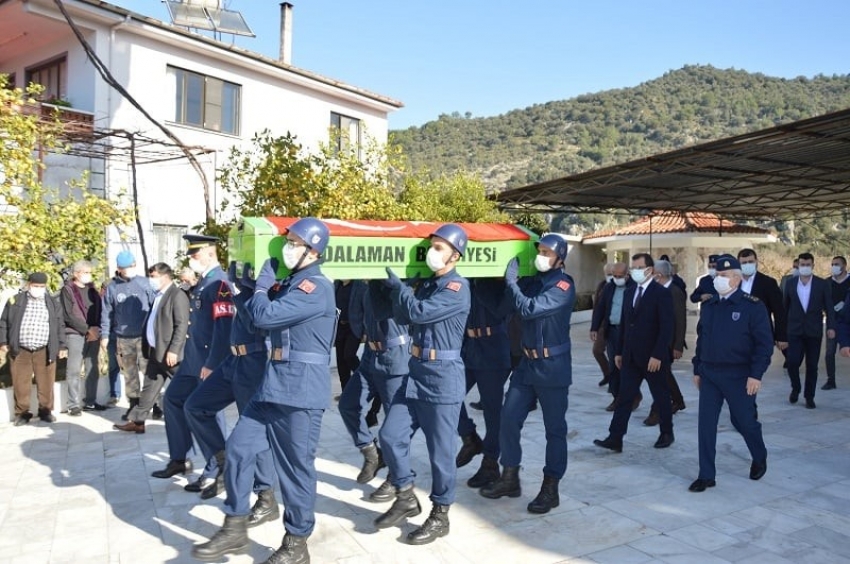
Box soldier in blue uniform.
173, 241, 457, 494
480, 234, 576, 515
690, 254, 720, 304
152, 235, 233, 483
374, 224, 471, 545
338, 280, 411, 490
689, 255, 773, 492
182, 262, 279, 521
455, 277, 512, 488
192, 217, 337, 564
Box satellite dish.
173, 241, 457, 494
165, 0, 254, 37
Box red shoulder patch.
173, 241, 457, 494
556, 280, 571, 292
446, 281, 462, 292
297, 279, 317, 294
212, 302, 235, 319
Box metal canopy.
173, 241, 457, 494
497, 107, 850, 219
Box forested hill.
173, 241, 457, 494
390, 65, 850, 193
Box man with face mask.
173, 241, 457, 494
689, 255, 773, 492
373, 224, 471, 545
594, 253, 675, 453
0, 272, 67, 425
736, 249, 787, 354
152, 235, 233, 488
481, 233, 575, 515
783, 252, 835, 409
823, 256, 849, 390
192, 217, 337, 564
101, 251, 154, 421
590, 264, 613, 387
690, 255, 720, 304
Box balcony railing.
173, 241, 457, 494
6, 100, 95, 140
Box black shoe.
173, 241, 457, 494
248, 489, 280, 528
821, 380, 836, 390
356, 442, 385, 484
527, 476, 560, 514
151, 403, 164, 420
469, 401, 483, 411
151, 459, 192, 479
789, 391, 799, 404
13, 412, 32, 426
407, 503, 450, 545
83, 403, 108, 412
480, 466, 521, 499
262, 532, 309, 564
643, 411, 660, 427
368, 478, 396, 503
672, 401, 686, 414
365, 411, 379, 428
456, 431, 483, 468
654, 432, 675, 449
688, 478, 716, 492
201, 452, 226, 499
191, 515, 249, 561
374, 486, 421, 529
598, 377, 610, 387
805, 398, 816, 409
184, 475, 207, 492
593, 436, 623, 453
750, 459, 767, 481
467, 456, 500, 489
68, 407, 82, 417
37, 408, 55, 423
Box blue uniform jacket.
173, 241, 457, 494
359, 280, 409, 377
239, 261, 337, 410
463, 278, 512, 371
180, 266, 234, 375
690, 274, 717, 304
391, 269, 470, 404
692, 289, 774, 380
507, 268, 576, 387
101, 275, 153, 338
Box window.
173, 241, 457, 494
331, 112, 361, 156
26, 57, 67, 101
170, 66, 240, 135
152, 223, 188, 265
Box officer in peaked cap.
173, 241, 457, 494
689, 254, 772, 492
690, 254, 721, 303
151, 234, 234, 489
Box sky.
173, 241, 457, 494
108, 0, 850, 130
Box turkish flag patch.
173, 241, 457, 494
556, 280, 571, 292
297, 279, 316, 294
446, 281, 462, 292
212, 301, 236, 318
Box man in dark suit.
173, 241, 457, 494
594, 253, 675, 452
690, 255, 719, 304
783, 252, 835, 409
114, 263, 189, 433
737, 249, 788, 352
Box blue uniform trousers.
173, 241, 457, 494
339, 367, 403, 449
184, 353, 275, 491
609, 359, 672, 437
787, 334, 822, 400
457, 367, 510, 459
164, 371, 225, 476
698, 365, 766, 480
379, 384, 461, 505
224, 400, 323, 537
499, 380, 570, 479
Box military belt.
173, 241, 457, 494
522, 342, 570, 360
230, 342, 265, 356
465, 323, 505, 338
410, 344, 461, 361
367, 335, 409, 352
268, 347, 331, 365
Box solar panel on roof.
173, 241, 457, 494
206, 7, 255, 37
165, 0, 255, 37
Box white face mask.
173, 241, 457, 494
283, 242, 305, 270
188, 257, 205, 274
122, 267, 136, 279
798, 266, 813, 277
741, 263, 757, 277
425, 247, 447, 272
605, 275, 614, 283
613, 277, 626, 287
630, 267, 649, 285
534, 255, 553, 273
713, 275, 735, 295
28, 287, 46, 299
78, 274, 93, 285
148, 277, 162, 292
832, 265, 843, 277
708, 268, 717, 278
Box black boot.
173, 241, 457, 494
262, 532, 310, 564
201, 450, 225, 499
248, 488, 280, 528
121, 397, 140, 421
374, 485, 421, 529
356, 441, 385, 484
480, 466, 521, 499
407, 503, 450, 545
368, 476, 395, 503
151, 403, 164, 420
191, 515, 249, 561
822, 378, 837, 390
456, 430, 484, 468
527, 475, 560, 514
467, 456, 500, 488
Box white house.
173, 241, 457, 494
0, 0, 402, 271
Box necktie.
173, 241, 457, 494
634, 285, 644, 309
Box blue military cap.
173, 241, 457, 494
708, 254, 720, 264
183, 234, 218, 255
715, 254, 740, 272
